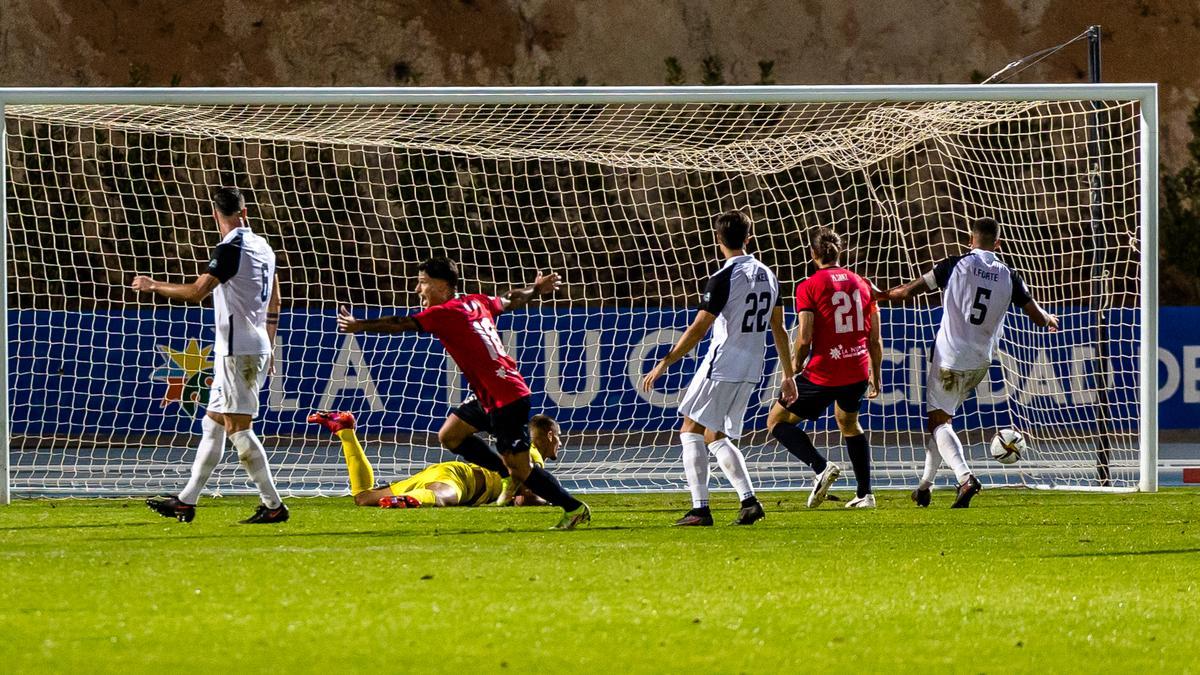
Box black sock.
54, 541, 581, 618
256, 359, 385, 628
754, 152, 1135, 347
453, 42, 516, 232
772, 423, 827, 475
690, 505, 712, 515
523, 465, 583, 511
740, 496, 759, 508
450, 435, 507, 477
846, 433, 871, 498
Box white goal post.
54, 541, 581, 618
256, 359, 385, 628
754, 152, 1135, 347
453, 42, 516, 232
0, 84, 1158, 502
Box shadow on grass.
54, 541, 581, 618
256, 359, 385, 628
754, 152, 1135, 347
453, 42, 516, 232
87, 522, 663, 543
0, 521, 160, 532
1043, 547, 1200, 558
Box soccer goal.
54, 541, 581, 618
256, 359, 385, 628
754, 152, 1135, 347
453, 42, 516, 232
0, 84, 1158, 501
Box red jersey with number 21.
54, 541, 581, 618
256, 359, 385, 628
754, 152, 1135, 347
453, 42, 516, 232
795, 267, 875, 387
414, 294, 530, 411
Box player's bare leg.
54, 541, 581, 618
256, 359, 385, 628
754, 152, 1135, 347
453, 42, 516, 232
675, 417, 714, 526
927, 410, 981, 509
835, 407, 875, 509
768, 403, 840, 508
702, 426, 763, 525
438, 414, 508, 476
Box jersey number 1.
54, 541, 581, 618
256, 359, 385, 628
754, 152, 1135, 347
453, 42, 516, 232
472, 317, 508, 359
832, 290, 865, 334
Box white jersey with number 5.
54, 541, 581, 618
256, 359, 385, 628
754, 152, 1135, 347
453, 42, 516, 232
206, 226, 275, 356
923, 248, 1031, 371
694, 254, 781, 383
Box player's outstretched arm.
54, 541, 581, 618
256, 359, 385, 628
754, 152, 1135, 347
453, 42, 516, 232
867, 305, 883, 399
770, 307, 798, 405
876, 276, 932, 304
500, 271, 562, 312
1021, 300, 1059, 332
640, 310, 717, 391
336, 305, 420, 333
130, 273, 220, 304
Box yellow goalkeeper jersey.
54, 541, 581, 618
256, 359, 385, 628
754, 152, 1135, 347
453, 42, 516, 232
388, 446, 546, 506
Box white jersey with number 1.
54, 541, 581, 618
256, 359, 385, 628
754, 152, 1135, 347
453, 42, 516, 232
206, 226, 276, 356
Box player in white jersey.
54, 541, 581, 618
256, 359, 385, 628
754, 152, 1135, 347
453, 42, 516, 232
132, 187, 288, 524
878, 217, 1058, 508
642, 210, 797, 526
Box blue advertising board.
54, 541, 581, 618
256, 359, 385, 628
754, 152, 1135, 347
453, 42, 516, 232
9, 303, 1193, 436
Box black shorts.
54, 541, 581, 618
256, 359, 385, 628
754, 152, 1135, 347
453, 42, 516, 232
451, 395, 532, 455
780, 374, 869, 420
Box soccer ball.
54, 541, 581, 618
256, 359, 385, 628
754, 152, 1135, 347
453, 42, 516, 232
990, 428, 1026, 465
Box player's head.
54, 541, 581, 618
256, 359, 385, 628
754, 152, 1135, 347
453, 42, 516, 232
211, 187, 247, 228
970, 217, 1000, 250
416, 257, 458, 308
808, 226, 842, 266
529, 413, 562, 461
715, 210, 752, 252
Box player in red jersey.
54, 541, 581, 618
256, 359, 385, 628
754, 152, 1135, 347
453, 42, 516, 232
767, 227, 883, 508
335, 257, 591, 530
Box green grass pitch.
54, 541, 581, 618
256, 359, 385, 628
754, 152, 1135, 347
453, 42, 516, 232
2, 490, 1198, 672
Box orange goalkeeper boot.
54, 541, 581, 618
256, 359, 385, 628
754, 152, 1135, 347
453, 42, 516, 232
308, 410, 356, 435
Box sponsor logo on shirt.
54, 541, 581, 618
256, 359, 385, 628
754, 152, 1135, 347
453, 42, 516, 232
828, 344, 868, 360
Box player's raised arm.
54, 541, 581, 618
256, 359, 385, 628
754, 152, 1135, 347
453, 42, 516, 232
130, 273, 220, 304
336, 305, 420, 333
499, 271, 562, 312
640, 310, 717, 391
770, 306, 798, 405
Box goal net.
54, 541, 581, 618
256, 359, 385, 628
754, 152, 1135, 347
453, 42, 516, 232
0, 87, 1154, 497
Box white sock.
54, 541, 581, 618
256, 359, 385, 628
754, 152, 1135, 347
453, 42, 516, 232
230, 429, 283, 508
919, 436, 941, 490
680, 432, 710, 509
933, 423, 972, 484
178, 416, 225, 505
709, 438, 755, 501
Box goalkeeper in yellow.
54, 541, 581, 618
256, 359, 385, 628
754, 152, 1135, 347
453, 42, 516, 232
309, 410, 561, 508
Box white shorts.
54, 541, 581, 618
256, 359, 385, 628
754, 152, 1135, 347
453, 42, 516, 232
925, 360, 989, 415
207, 354, 269, 418
677, 377, 758, 439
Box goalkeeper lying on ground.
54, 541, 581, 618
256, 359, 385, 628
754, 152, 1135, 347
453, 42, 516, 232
308, 411, 561, 508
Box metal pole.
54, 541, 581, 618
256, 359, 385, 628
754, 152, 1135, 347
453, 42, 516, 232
1086, 25, 1115, 487
0, 102, 10, 505
1139, 90, 1160, 492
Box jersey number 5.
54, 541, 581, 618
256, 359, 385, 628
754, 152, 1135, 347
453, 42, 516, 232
832, 290, 865, 334
970, 287, 992, 325
740, 291, 771, 333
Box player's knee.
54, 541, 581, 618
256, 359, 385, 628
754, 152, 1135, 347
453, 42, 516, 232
437, 426, 463, 449
836, 415, 862, 437
927, 411, 951, 434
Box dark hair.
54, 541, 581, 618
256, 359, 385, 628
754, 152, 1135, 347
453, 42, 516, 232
971, 217, 1000, 242
212, 187, 245, 217
418, 257, 459, 289
529, 414, 558, 434
808, 226, 842, 264
715, 210, 752, 249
